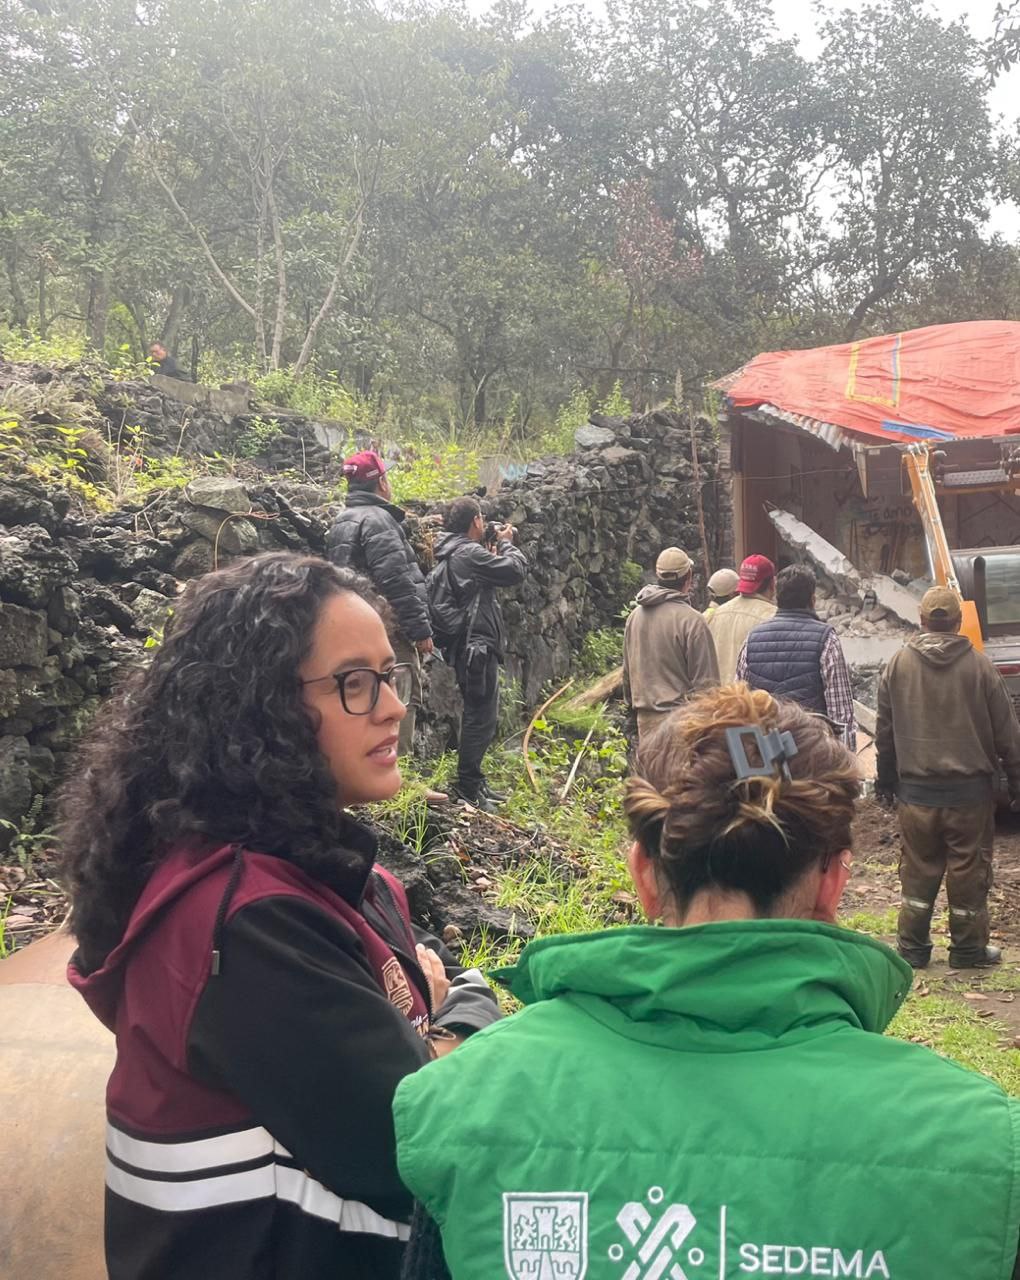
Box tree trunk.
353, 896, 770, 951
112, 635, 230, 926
37, 259, 48, 337
293, 204, 366, 377
85, 275, 109, 352
1, 242, 29, 330
126, 300, 148, 354
473, 375, 487, 427
267, 183, 287, 370
80, 125, 136, 352
138, 130, 262, 350
160, 283, 190, 349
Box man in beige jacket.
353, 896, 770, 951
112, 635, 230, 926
707, 554, 777, 681
876, 585, 1020, 969
622, 547, 719, 741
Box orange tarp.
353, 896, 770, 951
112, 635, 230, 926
722, 321, 1020, 444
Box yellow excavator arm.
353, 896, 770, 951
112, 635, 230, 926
903, 444, 984, 649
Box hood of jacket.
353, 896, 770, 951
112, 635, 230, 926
434, 530, 471, 561
496, 919, 911, 1051
68, 818, 379, 1032
906, 630, 973, 668
635, 583, 691, 609
343, 489, 406, 523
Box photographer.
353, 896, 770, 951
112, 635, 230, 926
433, 498, 527, 812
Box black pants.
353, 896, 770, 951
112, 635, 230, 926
456, 645, 500, 797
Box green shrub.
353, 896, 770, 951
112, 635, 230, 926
252, 367, 377, 431
387, 441, 480, 504
236, 414, 284, 458
0, 327, 88, 367
577, 628, 624, 677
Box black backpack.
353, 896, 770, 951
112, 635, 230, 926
426, 556, 479, 651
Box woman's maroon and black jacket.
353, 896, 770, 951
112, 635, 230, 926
68, 819, 497, 1280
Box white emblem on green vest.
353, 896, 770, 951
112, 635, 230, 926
503, 1192, 589, 1280
611, 1187, 698, 1279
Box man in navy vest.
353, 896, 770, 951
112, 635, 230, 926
737, 564, 856, 749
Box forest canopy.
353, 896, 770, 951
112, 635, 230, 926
1, 0, 1018, 432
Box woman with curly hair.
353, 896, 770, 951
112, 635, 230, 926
396, 686, 1020, 1280
60, 552, 497, 1280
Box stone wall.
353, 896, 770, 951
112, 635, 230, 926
483, 410, 727, 704
0, 357, 339, 471
0, 407, 724, 848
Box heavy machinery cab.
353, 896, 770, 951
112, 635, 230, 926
952, 547, 1020, 718
903, 444, 1020, 720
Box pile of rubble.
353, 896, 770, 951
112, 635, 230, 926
813, 585, 916, 641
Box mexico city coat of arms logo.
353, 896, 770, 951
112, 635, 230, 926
503, 1192, 588, 1280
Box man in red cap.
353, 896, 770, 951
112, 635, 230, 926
706, 553, 777, 682
327, 450, 444, 797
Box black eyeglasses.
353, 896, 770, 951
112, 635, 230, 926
300, 664, 414, 715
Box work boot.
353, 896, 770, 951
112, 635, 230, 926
424, 789, 449, 807
480, 780, 507, 804
948, 944, 1002, 969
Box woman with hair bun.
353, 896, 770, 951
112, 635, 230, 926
60, 552, 498, 1280
396, 685, 1020, 1280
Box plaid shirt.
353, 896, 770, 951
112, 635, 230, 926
737, 629, 857, 750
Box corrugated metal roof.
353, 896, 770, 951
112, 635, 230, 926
745, 403, 849, 452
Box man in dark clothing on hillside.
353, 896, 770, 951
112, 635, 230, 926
434, 497, 527, 813
737, 564, 856, 749
326, 451, 441, 791
876, 585, 1020, 970
149, 341, 188, 381
622, 546, 719, 743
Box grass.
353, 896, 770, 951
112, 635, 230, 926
889, 990, 1020, 1095
840, 906, 898, 935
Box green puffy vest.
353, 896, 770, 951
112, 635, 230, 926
395, 921, 1020, 1280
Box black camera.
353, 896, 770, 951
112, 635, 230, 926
484, 521, 500, 544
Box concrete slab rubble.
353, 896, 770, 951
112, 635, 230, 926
767, 507, 920, 630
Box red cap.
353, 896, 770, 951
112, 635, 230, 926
737, 554, 776, 595
342, 450, 388, 484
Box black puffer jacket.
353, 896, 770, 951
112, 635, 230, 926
326, 493, 431, 642
433, 532, 527, 656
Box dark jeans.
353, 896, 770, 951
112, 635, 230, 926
897, 799, 995, 965
455, 645, 500, 797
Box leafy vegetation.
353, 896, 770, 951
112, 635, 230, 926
236, 414, 284, 458
1, 0, 1015, 435
0, 795, 53, 872
387, 442, 481, 506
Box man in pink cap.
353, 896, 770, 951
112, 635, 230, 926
706, 553, 777, 682
327, 450, 444, 800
